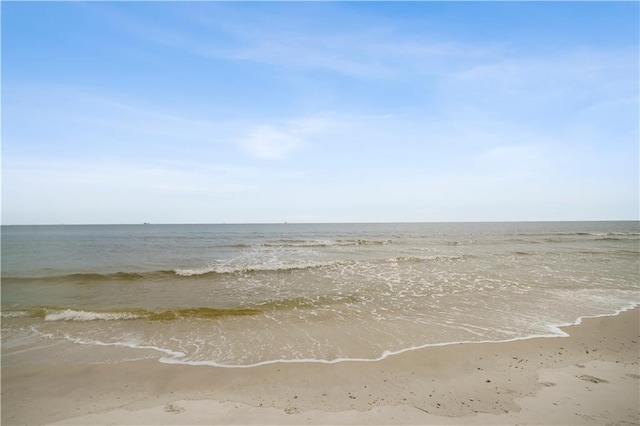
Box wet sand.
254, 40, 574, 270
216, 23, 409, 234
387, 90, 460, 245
2, 308, 638, 425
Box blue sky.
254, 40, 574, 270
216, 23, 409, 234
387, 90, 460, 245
2, 2, 638, 224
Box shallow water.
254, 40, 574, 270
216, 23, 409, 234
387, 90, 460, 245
2, 222, 638, 367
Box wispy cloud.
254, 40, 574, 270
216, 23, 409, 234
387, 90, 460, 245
94, 3, 500, 79
223, 34, 499, 78
2, 84, 249, 165
239, 116, 335, 159
446, 48, 637, 107
241, 125, 301, 160
4, 83, 340, 164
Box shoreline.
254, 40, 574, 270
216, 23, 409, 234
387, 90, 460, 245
2, 308, 638, 425
157, 302, 640, 369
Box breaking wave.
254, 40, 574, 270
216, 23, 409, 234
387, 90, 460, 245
262, 238, 391, 247
2, 307, 262, 322
388, 255, 474, 263
173, 260, 345, 276
3, 254, 483, 283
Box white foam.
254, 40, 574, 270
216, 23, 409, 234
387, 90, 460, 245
174, 265, 221, 276
174, 260, 342, 276
1, 311, 30, 318
389, 255, 467, 263
29, 325, 186, 358
157, 303, 640, 369
263, 239, 391, 247
44, 309, 142, 322
62, 335, 186, 358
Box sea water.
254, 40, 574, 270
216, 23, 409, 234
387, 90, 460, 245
2, 222, 638, 367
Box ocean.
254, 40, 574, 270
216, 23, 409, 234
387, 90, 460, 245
2, 222, 638, 368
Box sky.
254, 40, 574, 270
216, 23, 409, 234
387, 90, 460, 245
2, 2, 639, 225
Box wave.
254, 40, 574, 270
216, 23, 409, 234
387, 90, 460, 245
261, 239, 391, 248
2, 307, 262, 322
0, 310, 30, 318
616, 249, 640, 255
388, 255, 473, 263
64, 272, 155, 281
2, 288, 375, 323
252, 293, 363, 311
2, 291, 367, 321
174, 260, 344, 277
2, 270, 176, 284
44, 309, 143, 321
518, 232, 639, 237
175, 253, 475, 277
4, 254, 480, 283
3, 262, 352, 282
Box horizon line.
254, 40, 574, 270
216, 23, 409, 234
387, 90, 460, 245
2, 219, 639, 227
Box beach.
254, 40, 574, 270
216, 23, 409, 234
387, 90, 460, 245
2, 307, 637, 425
2, 222, 638, 424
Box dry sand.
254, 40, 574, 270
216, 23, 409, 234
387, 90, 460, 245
2, 308, 638, 425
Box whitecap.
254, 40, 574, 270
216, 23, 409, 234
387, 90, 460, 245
44, 309, 142, 322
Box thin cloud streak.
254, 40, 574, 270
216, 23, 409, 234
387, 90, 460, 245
97, 3, 503, 79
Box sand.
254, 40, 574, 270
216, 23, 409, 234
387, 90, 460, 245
2, 308, 638, 425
